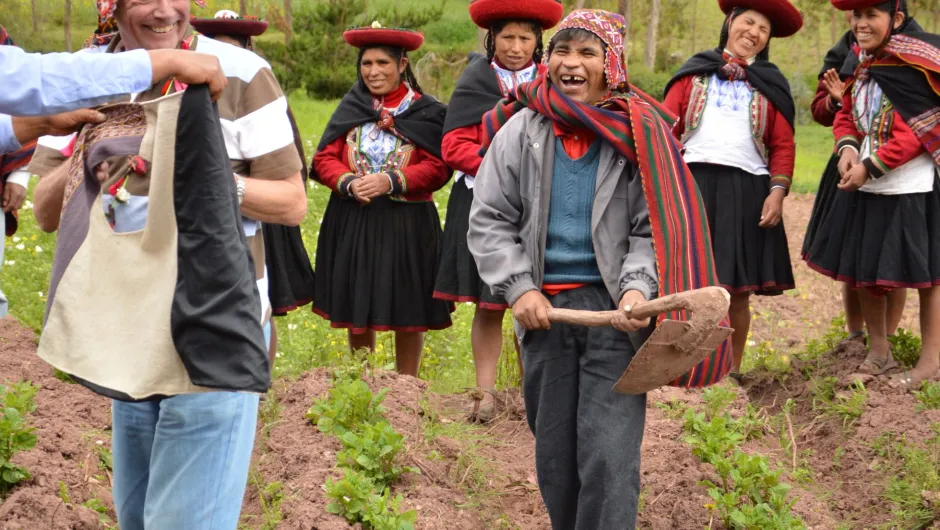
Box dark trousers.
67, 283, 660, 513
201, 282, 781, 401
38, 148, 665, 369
522, 285, 646, 530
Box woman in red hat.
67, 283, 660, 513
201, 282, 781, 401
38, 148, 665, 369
192, 9, 316, 361
433, 0, 563, 422
311, 24, 452, 375
803, 8, 922, 356
806, 0, 940, 390
664, 0, 802, 380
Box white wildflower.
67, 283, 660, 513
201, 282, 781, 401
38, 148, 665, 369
34, 246, 42, 253
12, 236, 20, 243
3, 260, 14, 266
14, 243, 24, 250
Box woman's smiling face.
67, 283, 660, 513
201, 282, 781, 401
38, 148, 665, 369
726, 9, 772, 60
851, 7, 903, 53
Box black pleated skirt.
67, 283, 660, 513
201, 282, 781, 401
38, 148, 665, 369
804, 175, 940, 292
690, 162, 795, 296
263, 223, 315, 316
312, 194, 453, 333
801, 154, 840, 259
433, 180, 509, 310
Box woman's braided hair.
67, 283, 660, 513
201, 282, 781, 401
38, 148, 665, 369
484, 19, 545, 65
356, 45, 424, 94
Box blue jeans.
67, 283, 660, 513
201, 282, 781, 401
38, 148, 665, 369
111, 323, 270, 530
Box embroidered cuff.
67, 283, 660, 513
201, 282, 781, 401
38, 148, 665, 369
862, 155, 889, 179
337, 173, 357, 197
386, 170, 407, 195
836, 136, 860, 154
769, 175, 792, 194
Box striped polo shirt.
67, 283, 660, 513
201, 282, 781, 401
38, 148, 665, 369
28, 30, 303, 323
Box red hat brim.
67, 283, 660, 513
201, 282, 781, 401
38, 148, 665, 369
468, 0, 565, 30
343, 28, 424, 52
190, 18, 269, 37
718, 0, 803, 38
831, 0, 893, 10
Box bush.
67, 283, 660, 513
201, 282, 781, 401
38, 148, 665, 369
629, 63, 675, 102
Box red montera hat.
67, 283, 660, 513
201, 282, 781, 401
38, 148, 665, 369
191, 10, 269, 37
468, 0, 565, 30
831, 0, 899, 10
343, 22, 424, 52
718, 0, 804, 38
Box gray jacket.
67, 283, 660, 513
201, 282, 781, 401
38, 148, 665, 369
468, 109, 658, 310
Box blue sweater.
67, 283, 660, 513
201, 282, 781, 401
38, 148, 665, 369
543, 139, 604, 285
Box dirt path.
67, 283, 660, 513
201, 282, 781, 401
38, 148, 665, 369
1, 193, 933, 529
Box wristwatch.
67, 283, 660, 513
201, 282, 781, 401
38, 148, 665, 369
235, 176, 246, 206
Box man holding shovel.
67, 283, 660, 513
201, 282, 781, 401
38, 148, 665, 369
469, 9, 731, 529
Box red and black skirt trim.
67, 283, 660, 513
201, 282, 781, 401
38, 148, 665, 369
805, 172, 940, 293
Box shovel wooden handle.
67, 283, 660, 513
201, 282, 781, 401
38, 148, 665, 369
547, 308, 622, 327
545, 287, 730, 327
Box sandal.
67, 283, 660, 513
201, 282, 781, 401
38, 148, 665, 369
857, 350, 899, 376
467, 388, 497, 424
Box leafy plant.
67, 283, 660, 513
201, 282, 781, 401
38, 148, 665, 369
337, 421, 418, 488
701, 386, 737, 420
915, 381, 940, 411
82, 497, 113, 525
704, 450, 804, 530
325, 469, 417, 529
0, 382, 39, 497
306, 379, 388, 436
888, 328, 922, 368
683, 385, 804, 529
325, 468, 377, 524
361, 487, 418, 530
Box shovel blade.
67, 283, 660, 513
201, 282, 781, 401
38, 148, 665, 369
613, 320, 734, 395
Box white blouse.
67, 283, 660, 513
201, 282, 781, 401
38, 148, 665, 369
682, 74, 769, 176
852, 75, 937, 195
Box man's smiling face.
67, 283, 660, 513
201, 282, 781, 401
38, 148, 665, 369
115, 0, 191, 51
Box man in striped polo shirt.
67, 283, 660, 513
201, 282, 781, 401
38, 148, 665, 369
28, 1, 306, 528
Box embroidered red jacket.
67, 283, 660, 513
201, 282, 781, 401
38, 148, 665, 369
313, 95, 450, 203
441, 124, 485, 177
664, 75, 796, 191
833, 80, 926, 179
811, 79, 841, 127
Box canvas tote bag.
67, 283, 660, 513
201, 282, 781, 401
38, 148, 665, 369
38, 85, 269, 401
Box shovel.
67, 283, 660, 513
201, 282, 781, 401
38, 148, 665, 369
546, 286, 733, 395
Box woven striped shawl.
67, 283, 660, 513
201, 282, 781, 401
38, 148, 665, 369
481, 76, 732, 387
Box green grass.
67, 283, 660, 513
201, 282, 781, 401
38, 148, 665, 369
793, 123, 834, 195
